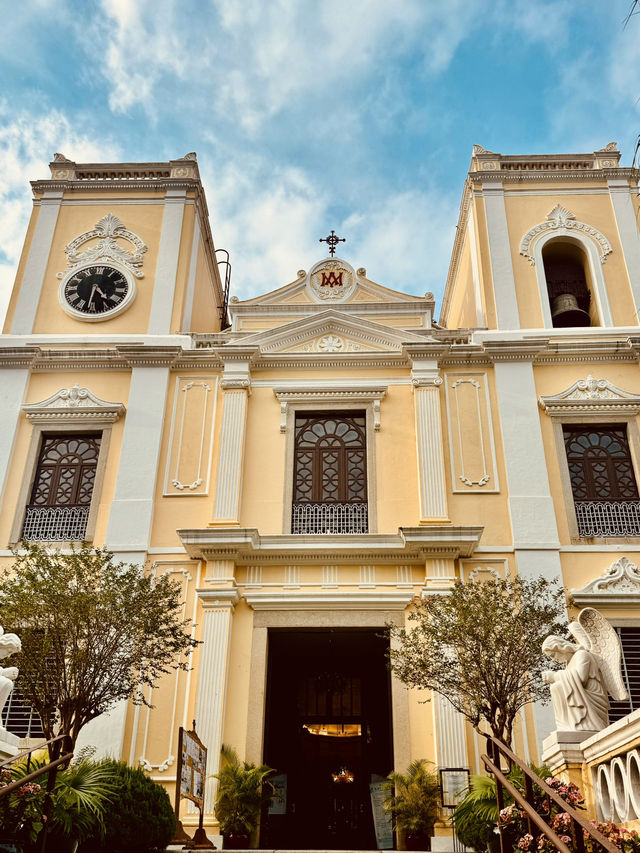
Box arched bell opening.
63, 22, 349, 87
542, 240, 598, 328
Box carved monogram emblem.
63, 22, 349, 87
308, 259, 356, 301
57, 214, 148, 279
321, 271, 343, 288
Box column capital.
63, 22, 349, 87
196, 587, 240, 610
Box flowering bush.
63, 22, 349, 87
0, 769, 46, 846
497, 777, 640, 853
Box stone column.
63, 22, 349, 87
194, 587, 239, 816
12, 192, 64, 334
411, 359, 448, 521
482, 181, 521, 330
0, 352, 37, 516
148, 188, 187, 335
212, 355, 252, 523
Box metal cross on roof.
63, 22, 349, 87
319, 230, 346, 256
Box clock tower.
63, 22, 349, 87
3, 152, 226, 335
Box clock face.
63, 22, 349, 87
62, 265, 131, 318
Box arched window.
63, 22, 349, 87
542, 240, 595, 327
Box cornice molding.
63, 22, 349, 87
539, 375, 640, 418
274, 384, 387, 430
115, 345, 182, 367
177, 525, 483, 564
572, 557, 640, 606
22, 384, 125, 424
195, 587, 240, 610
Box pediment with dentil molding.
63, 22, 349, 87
572, 557, 640, 604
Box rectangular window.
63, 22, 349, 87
292, 412, 368, 534
21, 433, 102, 542
563, 424, 640, 537
609, 627, 640, 723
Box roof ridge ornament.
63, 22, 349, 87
319, 230, 346, 257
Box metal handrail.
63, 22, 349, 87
0, 733, 74, 853
483, 734, 619, 853
0, 733, 69, 770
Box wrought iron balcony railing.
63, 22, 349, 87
574, 500, 640, 537
22, 505, 90, 542
292, 502, 368, 534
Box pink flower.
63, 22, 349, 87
518, 834, 534, 850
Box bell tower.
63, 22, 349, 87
441, 142, 640, 331
4, 153, 227, 336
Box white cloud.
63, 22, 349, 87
0, 102, 120, 325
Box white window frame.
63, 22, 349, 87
274, 385, 386, 535
10, 386, 124, 544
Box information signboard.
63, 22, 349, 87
369, 780, 393, 850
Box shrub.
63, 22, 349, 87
81, 760, 176, 853
383, 759, 441, 840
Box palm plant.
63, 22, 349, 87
383, 759, 441, 844
452, 765, 551, 852
8, 751, 116, 849
213, 744, 274, 843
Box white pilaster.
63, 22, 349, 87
0, 368, 31, 514
105, 366, 170, 555
483, 182, 520, 330
433, 692, 467, 767
148, 189, 187, 335
11, 193, 63, 334
194, 588, 239, 815
493, 359, 563, 746
412, 367, 448, 520
608, 180, 640, 322
212, 385, 249, 522
181, 213, 201, 333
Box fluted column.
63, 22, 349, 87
433, 692, 467, 768
411, 363, 448, 521
212, 372, 250, 522
194, 588, 239, 815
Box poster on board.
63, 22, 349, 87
369, 780, 393, 849
177, 726, 207, 810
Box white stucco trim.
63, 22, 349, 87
531, 228, 613, 328
11, 193, 63, 334
482, 182, 520, 329
105, 366, 170, 551
212, 388, 249, 521
181, 213, 201, 333
243, 590, 414, 610
148, 189, 187, 335
0, 369, 30, 517
608, 180, 640, 322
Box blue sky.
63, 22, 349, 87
1, 0, 639, 323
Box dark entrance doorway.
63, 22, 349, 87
262, 629, 393, 850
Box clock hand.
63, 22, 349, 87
89, 284, 97, 305
95, 285, 108, 299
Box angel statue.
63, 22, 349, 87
0, 626, 21, 730
542, 608, 628, 733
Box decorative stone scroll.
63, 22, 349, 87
520, 205, 613, 265
572, 557, 640, 606
539, 376, 640, 419
22, 385, 125, 425
57, 213, 147, 279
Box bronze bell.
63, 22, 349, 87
551, 293, 591, 327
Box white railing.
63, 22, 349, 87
292, 502, 368, 534
575, 500, 640, 537
22, 505, 90, 542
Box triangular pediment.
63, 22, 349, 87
226, 310, 429, 355
240, 258, 424, 308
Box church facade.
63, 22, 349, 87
1, 145, 640, 847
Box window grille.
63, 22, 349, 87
1, 685, 45, 739
22, 434, 100, 541
609, 627, 640, 723
292, 413, 368, 533
563, 425, 640, 537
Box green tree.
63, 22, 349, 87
388, 575, 566, 746
0, 543, 197, 754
